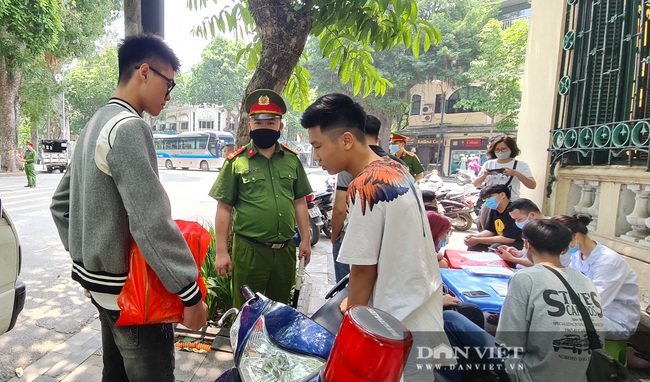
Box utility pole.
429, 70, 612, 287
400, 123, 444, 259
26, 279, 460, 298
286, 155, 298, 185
436, 83, 446, 175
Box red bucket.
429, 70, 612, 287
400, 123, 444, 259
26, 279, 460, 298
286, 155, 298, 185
323, 306, 413, 382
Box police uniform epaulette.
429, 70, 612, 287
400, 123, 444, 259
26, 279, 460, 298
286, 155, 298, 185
281, 144, 298, 155
227, 146, 246, 160
404, 151, 415, 157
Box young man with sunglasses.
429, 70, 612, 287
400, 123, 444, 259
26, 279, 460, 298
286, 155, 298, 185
51, 34, 207, 381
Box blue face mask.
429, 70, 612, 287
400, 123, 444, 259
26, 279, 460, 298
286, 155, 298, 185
485, 196, 500, 210
389, 144, 399, 154
438, 239, 448, 249
567, 243, 580, 255
515, 217, 530, 229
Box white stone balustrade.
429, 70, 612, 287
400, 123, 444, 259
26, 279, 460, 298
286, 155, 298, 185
585, 181, 600, 231
573, 180, 596, 217
623, 184, 650, 244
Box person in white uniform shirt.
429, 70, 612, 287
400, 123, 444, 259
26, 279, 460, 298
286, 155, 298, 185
552, 214, 640, 364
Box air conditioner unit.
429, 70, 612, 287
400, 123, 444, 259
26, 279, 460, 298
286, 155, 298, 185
421, 115, 433, 123
422, 104, 434, 114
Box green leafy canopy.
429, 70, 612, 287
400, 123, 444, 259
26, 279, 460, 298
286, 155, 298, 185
187, 0, 441, 109
455, 19, 529, 131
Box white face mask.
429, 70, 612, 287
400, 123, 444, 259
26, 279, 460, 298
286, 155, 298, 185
495, 150, 511, 160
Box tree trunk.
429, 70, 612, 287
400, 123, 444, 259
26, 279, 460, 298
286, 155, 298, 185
0, 57, 22, 173
30, 120, 39, 148
124, 0, 142, 37
234, 0, 311, 148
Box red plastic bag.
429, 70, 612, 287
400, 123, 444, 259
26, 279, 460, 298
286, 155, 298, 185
116, 220, 211, 326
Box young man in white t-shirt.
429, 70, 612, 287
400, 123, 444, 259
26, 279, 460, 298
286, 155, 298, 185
301, 93, 450, 381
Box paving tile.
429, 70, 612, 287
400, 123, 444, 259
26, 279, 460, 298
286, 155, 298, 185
43, 332, 101, 380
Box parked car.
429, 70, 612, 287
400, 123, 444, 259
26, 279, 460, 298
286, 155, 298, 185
0, 200, 26, 335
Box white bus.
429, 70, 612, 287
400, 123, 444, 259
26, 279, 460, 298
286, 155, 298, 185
153, 131, 235, 171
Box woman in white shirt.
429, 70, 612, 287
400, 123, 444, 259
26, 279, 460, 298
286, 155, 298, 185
552, 214, 640, 364
473, 135, 537, 230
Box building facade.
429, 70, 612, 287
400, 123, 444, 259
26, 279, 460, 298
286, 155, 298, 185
403, 81, 516, 176
519, 0, 650, 327
148, 104, 234, 134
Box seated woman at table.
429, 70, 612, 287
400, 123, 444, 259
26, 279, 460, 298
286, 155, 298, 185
425, 207, 487, 329
496, 220, 604, 382
552, 214, 640, 364
422, 197, 452, 269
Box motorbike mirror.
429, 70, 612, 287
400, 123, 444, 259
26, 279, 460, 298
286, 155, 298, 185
240, 285, 256, 301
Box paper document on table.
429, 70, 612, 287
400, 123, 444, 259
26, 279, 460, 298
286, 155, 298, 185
462, 266, 514, 277
460, 252, 502, 261
489, 282, 508, 297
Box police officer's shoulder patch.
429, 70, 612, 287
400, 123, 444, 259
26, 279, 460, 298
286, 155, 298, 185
227, 146, 246, 160
281, 144, 298, 155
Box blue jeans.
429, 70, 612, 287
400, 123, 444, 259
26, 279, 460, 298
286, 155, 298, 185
332, 233, 350, 283
93, 299, 175, 382
439, 310, 509, 382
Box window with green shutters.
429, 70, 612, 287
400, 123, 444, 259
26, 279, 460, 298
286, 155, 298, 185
552, 0, 650, 169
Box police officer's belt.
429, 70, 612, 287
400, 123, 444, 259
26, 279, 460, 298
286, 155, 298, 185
238, 234, 290, 249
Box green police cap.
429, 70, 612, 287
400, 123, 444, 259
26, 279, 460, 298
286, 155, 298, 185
245, 89, 287, 120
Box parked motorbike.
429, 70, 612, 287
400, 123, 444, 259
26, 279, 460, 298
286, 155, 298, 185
419, 172, 444, 193
214, 276, 413, 382
313, 191, 334, 239
455, 169, 477, 186
439, 198, 475, 231
306, 193, 323, 246
436, 185, 480, 232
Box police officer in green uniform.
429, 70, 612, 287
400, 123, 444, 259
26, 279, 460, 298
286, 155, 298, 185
23, 141, 37, 188
209, 89, 313, 308
389, 133, 424, 181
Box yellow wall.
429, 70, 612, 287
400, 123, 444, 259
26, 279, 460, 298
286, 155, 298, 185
408, 83, 490, 127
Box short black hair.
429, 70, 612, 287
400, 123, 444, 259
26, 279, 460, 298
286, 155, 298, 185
551, 214, 592, 235
300, 93, 367, 142
480, 184, 511, 200
421, 190, 436, 203
508, 198, 540, 214
365, 115, 381, 138
487, 135, 520, 159
117, 34, 180, 85
522, 220, 572, 256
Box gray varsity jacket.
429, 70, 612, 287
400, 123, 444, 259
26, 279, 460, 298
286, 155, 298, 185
50, 98, 201, 306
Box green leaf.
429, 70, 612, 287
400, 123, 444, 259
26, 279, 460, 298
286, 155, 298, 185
412, 29, 421, 58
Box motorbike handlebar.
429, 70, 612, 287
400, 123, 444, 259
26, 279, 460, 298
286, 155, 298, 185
325, 275, 350, 299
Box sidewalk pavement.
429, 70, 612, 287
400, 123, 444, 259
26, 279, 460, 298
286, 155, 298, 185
10, 226, 650, 382
7, 238, 336, 382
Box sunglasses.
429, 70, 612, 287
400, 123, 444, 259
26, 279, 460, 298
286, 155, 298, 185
135, 64, 176, 96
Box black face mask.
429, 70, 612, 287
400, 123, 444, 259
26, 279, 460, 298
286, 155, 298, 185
250, 128, 280, 149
